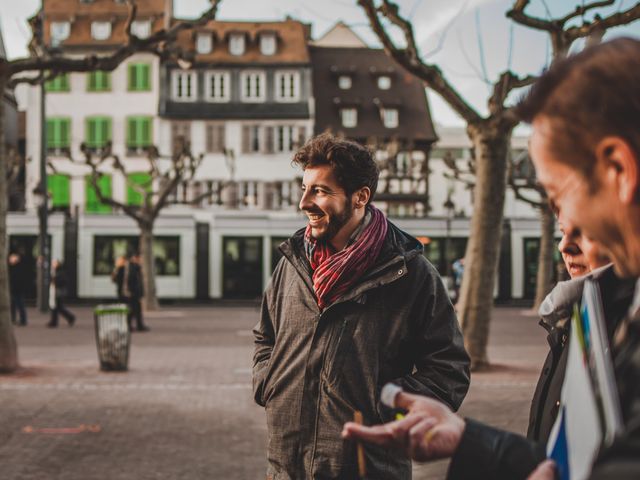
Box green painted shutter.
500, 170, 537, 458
48, 174, 70, 207
127, 172, 152, 206
60, 118, 70, 148
46, 119, 56, 149
85, 175, 112, 213
141, 64, 150, 90
141, 117, 151, 146
128, 64, 136, 90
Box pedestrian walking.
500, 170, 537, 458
48, 259, 76, 328
125, 252, 149, 332
253, 134, 469, 479
8, 252, 28, 326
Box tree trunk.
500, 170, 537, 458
457, 122, 512, 371
533, 203, 556, 310
0, 78, 19, 373
138, 224, 159, 311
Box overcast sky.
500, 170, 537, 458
2, 0, 639, 126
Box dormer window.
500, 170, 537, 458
377, 75, 392, 90
229, 33, 245, 56
91, 21, 112, 41
50, 21, 70, 46
338, 75, 352, 90
260, 33, 277, 56
196, 33, 213, 54
131, 20, 151, 39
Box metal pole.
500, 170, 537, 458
38, 75, 50, 313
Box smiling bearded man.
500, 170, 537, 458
252, 133, 470, 479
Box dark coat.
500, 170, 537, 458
253, 221, 470, 479
9, 258, 28, 295
527, 266, 636, 444
112, 265, 126, 299
126, 263, 144, 299
447, 271, 638, 480
52, 266, 69, 299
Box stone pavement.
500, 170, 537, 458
0, 305, 547, 479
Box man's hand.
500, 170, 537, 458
527, 460, 556, 480
341, 391, 466, 462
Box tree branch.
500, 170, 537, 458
358, 0, 482, 124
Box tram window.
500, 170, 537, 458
421, 237, 467, 275
93, 235, 181, 276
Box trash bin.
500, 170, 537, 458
94, 304, 130, 371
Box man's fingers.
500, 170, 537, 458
393, 391, 423, 410
342, 415, 423, 446
527, 460, 557, 480
408, 417, 438, 459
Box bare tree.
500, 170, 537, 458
0, 0, 221, 373
509, 152, 556, 310
358, 0, 640, 369
81, 138, 208, 310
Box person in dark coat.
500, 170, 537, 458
343, 37, 640, 480
253, 134, 470, 479
125, 253, 149, 332
48, 259, 75, 328
8, 252, 28, 326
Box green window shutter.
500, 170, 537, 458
60, 118, 70, 148
127, 172, 152, 206
46, 73, 70, 92
85, 175, 112, 213
128, 64, 136, 90
48, 174, 71, 208
141, 64, 150, 90
86, 117, 111, 148
141, 117, 151, 146
88, 71, 111, 92
47, 118, 71, 149
60, 74, 69, 91
46, 119, 56, 148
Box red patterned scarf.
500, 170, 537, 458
304, 205, 388, 310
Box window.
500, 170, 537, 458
92, 236, 180, 276
260, 33, 276, 55
229, 33, 245, 56
382, 108, 399, 128
131, 20, 151, 39
340, 108, 357, 128
127, 63, 151, 91
45, 73, 70, 92
338, 75, 352, 90
171, 122, 191, 151
275, 71, 300, 102
276, 125, 295, 152
46, 117, 71, 153
377, 75, 392, 90
126, 172, 152, 206
196, 33, 213, 54
91, 21, 111, 41
206, 123, 226, 153
87, 70, 111, 91
241, 125, 261, 153
171, 70, 197, 101
85, 174, 112, 213
126, 116, 152, 153
85, 116, 112, 149
48, 174, 71, 208
205, 71, 230, 102
50, 21, 70, 46
241, 71, 266, 102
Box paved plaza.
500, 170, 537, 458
0, 305, 547, 479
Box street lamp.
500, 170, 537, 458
443, 185, 456, 283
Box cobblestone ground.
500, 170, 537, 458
0, 305, 546, 480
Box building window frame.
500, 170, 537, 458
126, 116, 153, 155
45, 73, 70, 92
91, 21, 112, 41
87, 70, 111, 92
382, 108, 399, 128
260, 33, 277, 55
229, 33, 246, 56
338, 75, 352, 90
171, 70, 198, 102
204, 71, 230, 102
377, 75, 392, 90
85, 174, 112, 213
50, 21, 70, 46
274, 71, 300, 103
127, 63, 151, 92
46, 117, 71, 154
131, 20, 151, 39
340, 108, 357, 128
85, 116, 112, 150
196, 33, 213, 54
240, 71, 266, 103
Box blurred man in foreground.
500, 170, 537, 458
343, 37, 640, 480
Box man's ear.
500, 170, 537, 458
353, 187, 371, 209
596, 136, 639, 205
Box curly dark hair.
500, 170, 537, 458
292, 133, 379, 203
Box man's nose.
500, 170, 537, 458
299, 190, 312, 211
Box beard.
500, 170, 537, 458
310, 199, 354, 243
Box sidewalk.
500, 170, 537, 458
0, 306, 546, 479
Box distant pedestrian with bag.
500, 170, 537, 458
48, 259, 76, 328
